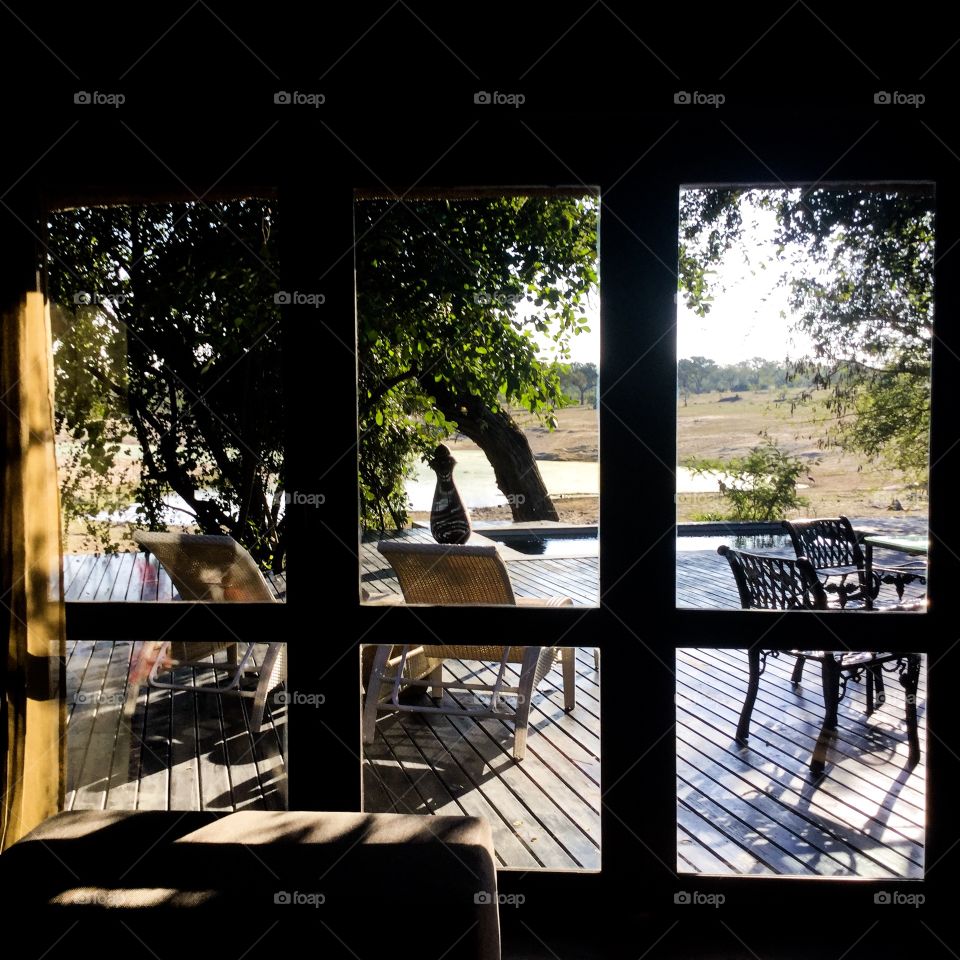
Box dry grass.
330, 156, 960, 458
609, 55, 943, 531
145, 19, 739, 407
677, 388, 926, 522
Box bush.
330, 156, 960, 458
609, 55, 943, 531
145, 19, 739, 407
685, 439, 809, 521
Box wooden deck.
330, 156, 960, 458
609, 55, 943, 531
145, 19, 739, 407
362, 646, 601, 871
63, 551, 287, 601
66, 640, 287, 811
677, 647, 926, 878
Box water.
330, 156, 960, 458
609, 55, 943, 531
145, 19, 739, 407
485, 534, 598, 558
676, 534, 792, 552
406, 448, 599, 511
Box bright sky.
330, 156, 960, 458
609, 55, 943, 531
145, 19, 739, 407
533, 198, 818, 370
676, 199, 814, 365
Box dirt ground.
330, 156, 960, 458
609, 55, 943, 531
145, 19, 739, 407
676, 388, 926, 522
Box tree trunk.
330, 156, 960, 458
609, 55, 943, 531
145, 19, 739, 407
429, 387, 559, 522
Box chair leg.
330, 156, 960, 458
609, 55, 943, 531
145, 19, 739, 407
791, 655, 806, 685
901, 654, 921, 767
512, 648, 542, 761
362, 645, 392, 745
811, 656, 841, 774
429, 664, 443, 700
593, 648, 600, 672
250, 643, 285, 734
561, 647, 576, 712
736, 648, 761, 745
865, 665, 885, 715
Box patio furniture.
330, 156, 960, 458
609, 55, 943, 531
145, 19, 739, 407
132, 531, 286, 732
718, 545, 922, 773
362, 540, 576, 761
783, 516, 926, 609
3, 810, 500, 960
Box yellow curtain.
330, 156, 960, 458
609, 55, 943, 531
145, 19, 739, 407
1, 290, 66, 851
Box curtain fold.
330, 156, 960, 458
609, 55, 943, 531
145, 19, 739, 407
1, 290, 66, 851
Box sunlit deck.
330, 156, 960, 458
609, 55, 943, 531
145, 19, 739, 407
677, 647, 926, 878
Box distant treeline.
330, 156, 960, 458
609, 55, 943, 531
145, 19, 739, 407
677, 356, 816, 397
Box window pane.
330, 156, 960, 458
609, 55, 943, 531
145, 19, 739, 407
676, 647, 925, 878
48, 199, 285, 601
66, 639, 287, 810
361, 644, 600, 871
676, 185, 932, 611
355, 192, 600, 608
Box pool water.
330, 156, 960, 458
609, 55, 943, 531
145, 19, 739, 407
676, 534, 792, 553
486, 534, 598, 558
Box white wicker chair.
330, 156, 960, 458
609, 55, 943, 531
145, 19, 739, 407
362, 540, 576, 761
132, 531, 286, 732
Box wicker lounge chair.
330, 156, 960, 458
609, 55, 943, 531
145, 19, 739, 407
362, 540, 576, 761
131, 531, 286, 732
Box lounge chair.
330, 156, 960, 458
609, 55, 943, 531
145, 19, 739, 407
362, 540, 576, 761
131, 531, 286, 732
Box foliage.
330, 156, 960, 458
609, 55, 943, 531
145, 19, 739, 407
685, 439, 809, 521
356, 196, 598, 530
678, 187, 933, 477
47, 200, 284, 569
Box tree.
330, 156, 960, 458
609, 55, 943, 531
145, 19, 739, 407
560, 361, 598, 405
48, 200, 285, 570
356, 196, 598, 530
678, 356, 717, 394
679, 187, 933, 479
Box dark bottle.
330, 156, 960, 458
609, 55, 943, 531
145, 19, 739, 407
429, 444, 472, 544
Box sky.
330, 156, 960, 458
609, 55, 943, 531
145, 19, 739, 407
534, 196, 816, 369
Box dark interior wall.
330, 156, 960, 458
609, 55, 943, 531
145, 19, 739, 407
2, 4, 958, 955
